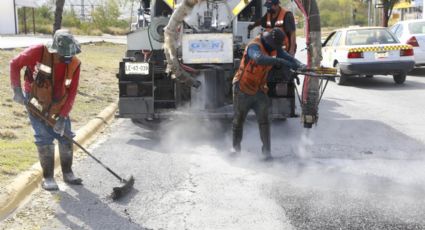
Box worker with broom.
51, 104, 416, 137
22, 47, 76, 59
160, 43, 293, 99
10, 29, 82, 191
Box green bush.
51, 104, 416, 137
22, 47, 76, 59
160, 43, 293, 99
104, 26, 129, 35
16, 1, 129, 35
63, 10, 81, 28
36, 24, 53, 34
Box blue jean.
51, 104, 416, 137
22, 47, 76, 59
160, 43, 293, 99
25, 94, 74, 146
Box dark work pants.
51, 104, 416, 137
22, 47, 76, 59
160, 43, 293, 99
232, 83, 271, 155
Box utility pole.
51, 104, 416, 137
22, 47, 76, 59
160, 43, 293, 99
32, 7, 35, 34
81, 0, 85, 20
372, 0, 376, 26
368, 0, 372, 26
423, 0, 425, 19
13, 0, 18, 34
130, 0, 134, 29
23, 7, 27, 34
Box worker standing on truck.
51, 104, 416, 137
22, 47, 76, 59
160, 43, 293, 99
10, 29, 83, 190
247, 0, 297, 56
232, 28, 305, 160
248, 0, 299, 117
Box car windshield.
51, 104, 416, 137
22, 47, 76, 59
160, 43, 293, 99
345, 29, 398, 45
408, 21, 425, 34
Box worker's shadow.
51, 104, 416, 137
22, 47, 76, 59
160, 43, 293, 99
55, 185, 145, 230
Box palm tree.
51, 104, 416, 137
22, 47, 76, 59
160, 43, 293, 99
53, 0, 65, 33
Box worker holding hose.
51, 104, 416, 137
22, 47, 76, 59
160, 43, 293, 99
248, 0, 299, 117
10, 29, 82, 190
232, 28, 305, 160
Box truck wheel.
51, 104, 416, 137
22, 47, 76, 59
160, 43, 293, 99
335, 63, 347, 85
393, 73, 406, 84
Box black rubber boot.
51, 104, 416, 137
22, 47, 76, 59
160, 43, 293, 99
59, 142, 82, 185
37, 145, 59, 191
259, 123, 272, 160
232, 127, 243, 154
288, 83, 299, 118
289, 98, 299, 117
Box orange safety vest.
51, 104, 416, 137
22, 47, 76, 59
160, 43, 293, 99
265, 6, 290, 52
233, 36, 277, 95
30, 46, 81, 117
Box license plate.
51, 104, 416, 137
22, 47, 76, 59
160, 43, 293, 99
125, 62, 149, 75
375, 51, 388, 59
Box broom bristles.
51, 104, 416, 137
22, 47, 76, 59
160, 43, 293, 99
111, 176, 135, 200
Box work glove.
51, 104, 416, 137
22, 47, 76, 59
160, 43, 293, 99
247, 24, 255, 31
53, 116, 66, 136
12, 87, 26, 105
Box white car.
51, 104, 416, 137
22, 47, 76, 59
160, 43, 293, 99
321, 26, 415, 85
390, 19, 425, 67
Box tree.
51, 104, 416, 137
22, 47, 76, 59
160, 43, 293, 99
53, 0, 65, 33
381, 0, 403, 27
316, 0, 368, 27
92, 0, 121, 30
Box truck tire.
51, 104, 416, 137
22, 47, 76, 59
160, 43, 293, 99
335, 63, 347, 85
393, 73, 406, 84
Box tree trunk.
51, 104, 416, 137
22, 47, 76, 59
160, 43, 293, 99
382, 0, 398, 27
382, 13, 389, 27
53, 0, 65, 34
382, 4, 389, 27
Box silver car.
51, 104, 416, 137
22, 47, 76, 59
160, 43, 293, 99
391, 19, 425, 67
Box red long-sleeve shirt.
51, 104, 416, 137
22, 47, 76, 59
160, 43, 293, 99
10, 44, 80, 117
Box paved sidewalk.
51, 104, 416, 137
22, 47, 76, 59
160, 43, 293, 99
0, 34, 126, 49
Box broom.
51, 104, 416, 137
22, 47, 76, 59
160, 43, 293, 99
26, 102, 134, 200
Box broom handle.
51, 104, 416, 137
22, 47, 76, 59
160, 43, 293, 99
26, 104, 124, 182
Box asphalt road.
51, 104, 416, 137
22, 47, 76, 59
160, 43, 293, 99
2, 41, 425, 229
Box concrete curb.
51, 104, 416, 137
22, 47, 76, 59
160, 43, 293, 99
0, 103, 118, 220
